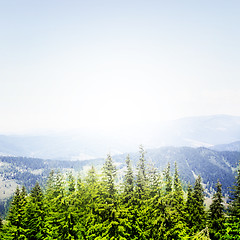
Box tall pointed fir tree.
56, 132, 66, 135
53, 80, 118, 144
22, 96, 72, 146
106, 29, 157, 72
132, 145, 150, 239
7, 186, 27, 239
221, 160, 240, 239
123, 154, 134, 204
84, 166, 102, 239
208, 180, 225, 240
170, 162, 186, 237
229, 160, 240, 218
136, 145, 147, 200
173, 162, 184, 205
192, 176, 206, 233
163, 162, 172, 195
0, 216, 2, 229
185, 184, 195, 231
120, 154, 137, 239
0, 216, 3, 238
44, 171, 77, 239
23, 182, 46, 240
91, 154, 124, 239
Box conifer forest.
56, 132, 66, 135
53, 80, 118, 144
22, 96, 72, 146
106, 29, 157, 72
0, 147, 240, 239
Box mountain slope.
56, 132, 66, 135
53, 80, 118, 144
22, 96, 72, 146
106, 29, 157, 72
1, 145, 239, 216
0, 114, 240, 160
211, 141, 240, 152
113, 146, 239, 196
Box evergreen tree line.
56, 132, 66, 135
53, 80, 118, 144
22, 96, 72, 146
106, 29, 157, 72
0, 147, 240, 239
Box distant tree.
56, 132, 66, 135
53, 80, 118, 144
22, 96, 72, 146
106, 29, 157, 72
67, 171, 76, 194
0, 216, 2, 229
164, 162, 172, 195
147, 162, 162, 198
122, 154, 134, 203
173, 162, 184, 206
136, 145, 147, 199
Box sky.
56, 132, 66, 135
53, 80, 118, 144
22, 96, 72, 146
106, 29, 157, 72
1, 0, 240, 134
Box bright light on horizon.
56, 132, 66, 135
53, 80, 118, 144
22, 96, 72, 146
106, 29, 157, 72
1, 1, 240, 134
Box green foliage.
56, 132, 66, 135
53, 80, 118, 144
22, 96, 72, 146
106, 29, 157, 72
184, 176, 207, 235
122, 155, 134, 203
228, 160, 240, 218
208, 180, 225, 239
1, 151, 240, 239
136, 145, 147, 199
163, 162, 172, 194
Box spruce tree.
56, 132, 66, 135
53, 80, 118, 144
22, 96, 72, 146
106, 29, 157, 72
23, 182, 46, 240
123, 154, 134, 203
173, 162, 184, 206
229, 160, 240, 218
147, 162, 162, 198
164, 162, 172, 195
102, 154, 117, 201
7, 186, 27, 239
90, 154, 121, 239
192, 176, 206, 232
0, 216, 2, 229
67, 171, 76, 194
84, 166, 102, 239
136, 145, 147, 199
208, 180, 225, 240
185, 184, 195, 230
221, 161, 240, 239
44, 171, 77, 239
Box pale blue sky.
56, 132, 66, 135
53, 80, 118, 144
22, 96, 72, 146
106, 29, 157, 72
1, 1, 240, 133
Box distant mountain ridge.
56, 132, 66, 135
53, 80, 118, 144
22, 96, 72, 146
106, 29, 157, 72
211, 141, 240, 152
113, 146, 239, 196
0, 114, 239, 160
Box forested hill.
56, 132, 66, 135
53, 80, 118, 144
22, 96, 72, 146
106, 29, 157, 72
114, 147, 240, 196
0, 146, 239, 201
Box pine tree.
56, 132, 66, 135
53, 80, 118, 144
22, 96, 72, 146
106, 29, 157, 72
102, 154, 117, 201
173, 162, 184, 206
136, 145, 147, 200
89, 154, 122, 239
0, 216, 3, 229
185, 184, 195, 230
164, 162, 172, 195
67, 171, 76, 194
123, 154, 134, 203
7, 186, 27, 239
208, 180, 225, 240
229, 160, 240, 218
23, 182, 46, 240
221, 161, 240, 239
192, 176, 206, 232
44, 171, 76, 239
121, 155, 141, 239
147, 162, 162, 198
84, 166, 101, 239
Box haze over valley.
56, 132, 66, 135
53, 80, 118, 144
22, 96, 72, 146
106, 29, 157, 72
1, 1, 240, 238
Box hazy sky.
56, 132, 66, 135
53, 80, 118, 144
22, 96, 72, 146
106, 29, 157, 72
1, 1, 240, 133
